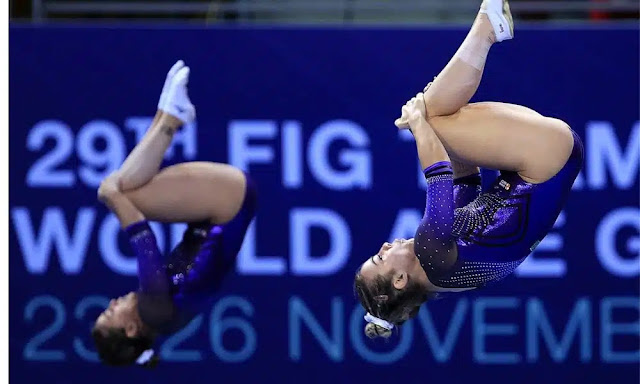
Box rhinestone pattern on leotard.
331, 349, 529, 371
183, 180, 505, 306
126, 222, 169, 294
165, 225, 207, 289
431, 258, 525, 288
414, 166, 527, 290
452, 193, 506, 238
415, 169, 457, 277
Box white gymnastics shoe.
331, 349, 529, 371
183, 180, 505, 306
157, 60, 185, 111
161, 66, 196, 125
480, 0, 514, 42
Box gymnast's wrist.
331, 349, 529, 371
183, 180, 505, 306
97, 173, 123, 204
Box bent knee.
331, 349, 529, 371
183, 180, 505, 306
519, 118, 575, 184
212, 172, 257, 224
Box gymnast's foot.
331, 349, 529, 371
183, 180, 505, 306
480, 0, 514, 42
161, 66, 196, 126
157, 60, 184, 112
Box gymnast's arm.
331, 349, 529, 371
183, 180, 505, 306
407, 112, 458, 278
97, 174, 170, 295
98, 174, 175, 329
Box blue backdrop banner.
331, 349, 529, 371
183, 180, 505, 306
9, 25, 640, 383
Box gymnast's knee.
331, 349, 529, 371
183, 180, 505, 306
549, 118, 575, 158
520, 118, 575, 184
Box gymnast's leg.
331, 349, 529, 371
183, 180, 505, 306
117, 61, 195, 192
395, 0, 573, 184
391, 0, 512, 124
104, 62, 248, 226
403, 98, 574, 184
124, 162, 247, 225
421, 0, 511, 118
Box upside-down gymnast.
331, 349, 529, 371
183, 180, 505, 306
91, 61, 257, 366
354, 0, 583, 338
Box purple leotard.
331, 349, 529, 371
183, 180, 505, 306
414, 131, 583, 294
125, 174, 257, 333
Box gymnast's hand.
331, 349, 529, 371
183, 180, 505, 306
97, 172, 122, 204
394, 92, 427, 130
404, 99, 450, 169
97, 172, 145, 227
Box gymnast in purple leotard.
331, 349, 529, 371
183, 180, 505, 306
91, 61, 256, 366
354, 0, 583, 339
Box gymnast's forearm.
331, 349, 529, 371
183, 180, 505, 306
99, 187, 145, 229
412, 118, 451, 170
99, 184, 169, 293
124, 220, 170, 294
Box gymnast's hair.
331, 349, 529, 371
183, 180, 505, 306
91, 327, 159, 368
354, 269, 431, 339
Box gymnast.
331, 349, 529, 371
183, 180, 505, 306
92, 61, 257, 366
354, 0, 583, 338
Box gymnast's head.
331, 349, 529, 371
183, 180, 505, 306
354, 238, 429, 339
91, 291, 157, 367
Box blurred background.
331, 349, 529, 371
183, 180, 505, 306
8, 0, 639, 383
8, 0, 640, 22
9, 0, 638, 24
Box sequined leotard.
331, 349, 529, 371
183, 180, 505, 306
414, 131, 583, 293
125, 176, 257, 334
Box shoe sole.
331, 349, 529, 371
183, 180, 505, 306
502, 0, 514, 37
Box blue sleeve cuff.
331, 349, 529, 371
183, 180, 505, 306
423, 161, 453, 179
124, 220, 151, 236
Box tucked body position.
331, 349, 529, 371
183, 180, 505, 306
355, 0, 583, 338
92, 61, 257, 366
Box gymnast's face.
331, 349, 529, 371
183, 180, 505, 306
359, 238, 417, 289
94, 292, 140, 337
